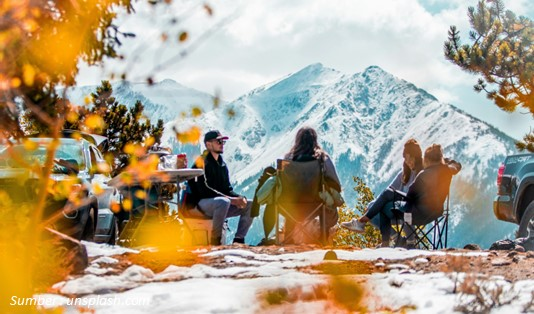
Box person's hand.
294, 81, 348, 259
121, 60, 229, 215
230, 196, 247, 209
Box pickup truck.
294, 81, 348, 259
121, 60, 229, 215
494, 153, 534, 238
0, 134, 120, 244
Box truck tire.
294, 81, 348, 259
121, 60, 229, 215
518, 201, 534, 238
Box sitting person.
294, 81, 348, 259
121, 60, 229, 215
187, 130, 253, 245
341, 138, 423, 246
343, 143, 461, 247
259, 127, 341, 244
401, 144, 461, 225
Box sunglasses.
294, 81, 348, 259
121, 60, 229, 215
212, 139, 226, 145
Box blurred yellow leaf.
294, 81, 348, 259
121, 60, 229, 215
22, 64, 36, 86
66, 110, 79, 124
176, 126, 201, 144
22, 18, 38, 32
84, 114, 105, 130
22, 138, 38, 151
178, 31, 188, 42
31, 7, 41, 17
96, 161, 111, 174
84, 95, 91, 105
145, 136, 155, 147
141, 180, 151, 190
111, 201, 121, 213
124, 143, 135, 154
194, 155, 205, 168
134, 190, 146, 200
10, 77, 21, 88
122, 198, 132, 211
191, 107, 202, 117
93, 182, 104, 195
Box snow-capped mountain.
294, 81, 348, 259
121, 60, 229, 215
71, 64, 519, 248
67, 79, 220, 123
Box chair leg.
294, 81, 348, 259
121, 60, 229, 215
276, 204, 326, 245
275, 204, 280, 245
320, 205, 326, 245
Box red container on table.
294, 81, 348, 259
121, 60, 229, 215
176, 153, 187, 169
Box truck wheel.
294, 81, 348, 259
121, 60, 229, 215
518, 201, 534, 238
108, 216, 119, 246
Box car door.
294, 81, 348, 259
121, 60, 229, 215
88, 144, 118, 211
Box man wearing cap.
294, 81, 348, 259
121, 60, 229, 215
189, 130, 253, 245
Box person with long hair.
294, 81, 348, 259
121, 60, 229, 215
258, 127, 341, 244
341, 138, 424, 247
403, 144, 461, 224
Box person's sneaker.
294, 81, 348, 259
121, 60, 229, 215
233, 238, 245, 244
340, 219, 366, 233
256, 238, 276, 246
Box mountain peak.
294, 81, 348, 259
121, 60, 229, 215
265, 63, 342, 93
157, 78, 183, 88
361, 65, 391, 78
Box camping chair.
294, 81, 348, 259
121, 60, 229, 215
274, 159, 327, 245
178, 206, 215, 246
389, 189, 450, 250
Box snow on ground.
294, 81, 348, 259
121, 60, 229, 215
35, 244, 534, 313
82, 241, 139, 257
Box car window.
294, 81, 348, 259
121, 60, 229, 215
56, 140, 85, 167
0, 140, 85, 170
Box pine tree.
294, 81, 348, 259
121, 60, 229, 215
334, 177, 381, 248
444, 0, 534, 151
67, 81, 165, 176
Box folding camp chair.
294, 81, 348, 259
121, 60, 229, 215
390, 189, 450, 250
274, 159, 327, 245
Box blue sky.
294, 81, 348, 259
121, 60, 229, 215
77, 0, 533, 140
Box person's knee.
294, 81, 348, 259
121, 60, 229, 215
214, 197, 231, 206
200, 197, 231, 215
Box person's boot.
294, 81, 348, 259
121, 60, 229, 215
210, 236, 222, 246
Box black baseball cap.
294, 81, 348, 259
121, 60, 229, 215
204, 130, 229, 142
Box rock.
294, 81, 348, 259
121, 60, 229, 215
389, 277, 404, 287
386, 263, 410, 270
490, 239, 515, 250
375, 262, 386, 267
414, 258, 429, 265
323, 250, 337, 260
463, 244, 481, 250
507, 251, 519, 257
44, 227, 88, 274
514, 245, 526, 252
515, 237, 534, 251
491, 258, 512, 266
527, 251, 534, 258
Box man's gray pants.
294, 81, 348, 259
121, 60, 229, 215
197, 197, 253, 244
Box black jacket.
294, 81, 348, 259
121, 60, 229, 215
405, 159, 461, 224
188, 152, 239, 205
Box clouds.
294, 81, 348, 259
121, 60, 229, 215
76, 0, 533, 138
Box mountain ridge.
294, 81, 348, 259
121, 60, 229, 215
69, 63, 519, 247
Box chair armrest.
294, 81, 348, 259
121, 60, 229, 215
387, 187, 407, 201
